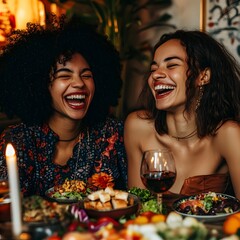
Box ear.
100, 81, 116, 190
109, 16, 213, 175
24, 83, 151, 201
197, 68, 211, 86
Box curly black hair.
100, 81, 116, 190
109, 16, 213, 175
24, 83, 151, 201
139, 30, 240, 137
0, 15, 122, 126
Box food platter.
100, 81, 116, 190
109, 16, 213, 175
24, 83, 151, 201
45, 187, 86, 204
81, 193, 140, 219
45, 179, 88, 204
23, 195, 70, 226
172, 192, 240, 222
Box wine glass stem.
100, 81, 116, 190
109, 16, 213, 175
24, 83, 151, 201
157, 193, 163, 213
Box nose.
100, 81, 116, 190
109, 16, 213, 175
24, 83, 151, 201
71, 75, 85, 88
152, 68, 166, 80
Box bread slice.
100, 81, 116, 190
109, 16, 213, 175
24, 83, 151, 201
95, 201, 104, 210
87, 190, 103, 201
104, 186, 115, 196
112, 198, 128, 209
84, 200, 98, 209
102, 201, 112, 210
114, 191, 128, 202
99, 192, 111, 203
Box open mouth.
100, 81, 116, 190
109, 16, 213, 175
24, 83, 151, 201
154, 84, 175, 96
65, 94, 86, 108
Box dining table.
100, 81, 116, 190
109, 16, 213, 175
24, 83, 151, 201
0, 192, 234, 240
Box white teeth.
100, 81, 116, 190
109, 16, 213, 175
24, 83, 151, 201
66, 94, 86, 100
154, 85, 175, 91
69, 102, 83, 106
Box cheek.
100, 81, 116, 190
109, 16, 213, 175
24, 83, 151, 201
147, 76, 153, 88
49, 81, 66, 96
87, 80, 95, 95
148, 76, 155, 94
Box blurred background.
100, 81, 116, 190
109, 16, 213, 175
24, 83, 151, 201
0, 0, 211, 129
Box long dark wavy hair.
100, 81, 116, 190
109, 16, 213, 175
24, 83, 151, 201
139, 30, 240, 137
0, 15, 122, 126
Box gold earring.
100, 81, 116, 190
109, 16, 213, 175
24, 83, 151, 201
195, 85, 204, 111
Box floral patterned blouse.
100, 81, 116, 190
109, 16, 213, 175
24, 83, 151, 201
0, 117, 127, 196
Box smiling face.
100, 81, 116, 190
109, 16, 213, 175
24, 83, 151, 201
49, 53, 95, 121
148, 39, 189, 113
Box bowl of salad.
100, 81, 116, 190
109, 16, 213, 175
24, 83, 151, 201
173, 192, 240, 222
45, 179, 91, 203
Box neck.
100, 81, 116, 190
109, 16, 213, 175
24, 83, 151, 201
58, 133, 80, 142
48, 118, 83, 142
170, 128, 197, 141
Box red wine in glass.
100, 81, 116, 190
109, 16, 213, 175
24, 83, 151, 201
140, 149, 176, 213
141, 171, 176, 193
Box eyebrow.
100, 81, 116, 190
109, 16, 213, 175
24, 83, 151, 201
151, 56, 184, 66
55, 67, 92, 74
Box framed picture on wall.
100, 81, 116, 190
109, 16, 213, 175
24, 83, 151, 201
201, 0, 240, 63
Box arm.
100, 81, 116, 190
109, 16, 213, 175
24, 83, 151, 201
216, 121, 240, 199
124, 111, 147, 189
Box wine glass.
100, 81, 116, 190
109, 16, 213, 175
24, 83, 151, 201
140, 149, 176, 213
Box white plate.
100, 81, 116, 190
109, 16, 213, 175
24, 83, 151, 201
172, 193, 240, 222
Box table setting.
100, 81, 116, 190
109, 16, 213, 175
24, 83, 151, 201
1, 182, 240, 239
1, 148, 240, 240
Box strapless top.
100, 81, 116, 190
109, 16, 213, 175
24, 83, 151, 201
170, 173, 234, 196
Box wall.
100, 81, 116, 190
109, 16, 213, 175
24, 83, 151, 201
170, 0, 200, 30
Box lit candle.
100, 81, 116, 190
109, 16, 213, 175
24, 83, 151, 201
6, 143, 22, 238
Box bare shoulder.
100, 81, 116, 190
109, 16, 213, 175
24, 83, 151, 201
215, 121, 240, 155
124, 110, 153, 131
216, 121, 240, 138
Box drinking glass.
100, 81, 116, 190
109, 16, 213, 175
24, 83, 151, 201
140, 149, 176, 213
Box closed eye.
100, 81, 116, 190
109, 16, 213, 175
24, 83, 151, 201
81, 74, 93, 80
55, 74, 72, 80
150, 69, 157, 73
167, 64, 179, 68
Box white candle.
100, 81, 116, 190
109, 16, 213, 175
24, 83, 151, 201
6, 143, 22, 238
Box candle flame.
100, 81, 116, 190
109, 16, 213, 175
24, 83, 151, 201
6, 143, 15, 157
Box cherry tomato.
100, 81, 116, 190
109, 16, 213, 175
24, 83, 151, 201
46, 235, 61, 240
139, 211, 155, 220
97, 217, 119, 226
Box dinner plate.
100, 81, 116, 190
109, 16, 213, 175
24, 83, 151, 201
172, 193, 240, 222
22, 195, 70, 228
45, 187, 85, 204
81, 193, 140, 219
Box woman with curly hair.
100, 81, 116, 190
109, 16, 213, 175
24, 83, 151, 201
0, 16, 127, 196
125, 30, 240, 199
